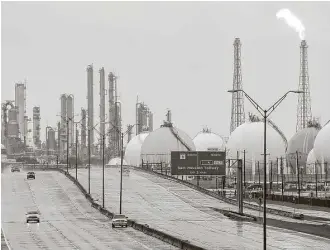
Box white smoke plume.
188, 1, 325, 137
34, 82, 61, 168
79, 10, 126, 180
276, 9, 305, 40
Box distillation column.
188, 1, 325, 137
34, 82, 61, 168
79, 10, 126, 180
15, 82, 26, 144
60, 94, 67, 157
32, 107, 41, 148
87, 65, 94, 153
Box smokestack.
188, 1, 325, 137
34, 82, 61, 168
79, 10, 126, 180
67, 95, 74, 152
99, 67, 106, 137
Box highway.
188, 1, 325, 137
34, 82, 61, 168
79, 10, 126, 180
70, 167, 330, 250
1, 168, 177, 250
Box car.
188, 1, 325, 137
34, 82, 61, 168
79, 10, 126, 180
119, 168, 130, 176
112, 214, 128, 228
11, 166, 20, 172
27, 172, 35, 180
26, 211, 40, 223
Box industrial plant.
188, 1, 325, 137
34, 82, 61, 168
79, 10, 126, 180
1, 38, 329, 183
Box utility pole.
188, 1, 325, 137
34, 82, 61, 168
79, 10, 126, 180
315, 161, 318, 197
237, 159, 243, 214
270, 161, 273, 192
258, 161, 260, 185
280, 157, 284, 200
243, 150, 246, 188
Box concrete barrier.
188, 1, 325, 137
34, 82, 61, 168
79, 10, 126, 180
48, 168, 204, 249
128, 220, 204, 250
211, 207, 256, 222
132, 167, 305, 220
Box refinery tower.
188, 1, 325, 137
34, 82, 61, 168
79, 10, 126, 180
15, 82, 27, 144
87, 65, 94, 151
136, 96, 153, 135
32, 106, 41, 149
108, 72, 122, 159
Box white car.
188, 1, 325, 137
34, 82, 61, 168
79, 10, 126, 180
26, 211, 40, 223
119, 168, 130, 176
112, 214, 128, 228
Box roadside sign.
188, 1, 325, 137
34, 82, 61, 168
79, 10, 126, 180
171, 151, 226, 176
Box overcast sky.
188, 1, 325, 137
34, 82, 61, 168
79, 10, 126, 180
2, 1, 330, 143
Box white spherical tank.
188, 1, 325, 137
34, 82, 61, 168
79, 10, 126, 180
140, 125, 196, 165
313, 122, 330, 173
107, 157, 127, 166
286, 127, 319, 173
226, 122, 286, 175
193, 131, 224, 151
307, 149, 317, 165
124, 132, 149, 167
306, 149, 319, 174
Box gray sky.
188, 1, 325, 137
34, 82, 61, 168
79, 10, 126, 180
2, 1, 330, 143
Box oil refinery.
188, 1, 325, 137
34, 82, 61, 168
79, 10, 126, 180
1, 38, 329, 178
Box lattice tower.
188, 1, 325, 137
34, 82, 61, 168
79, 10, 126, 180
296, 40, 312, 131
230, 38, 245, 134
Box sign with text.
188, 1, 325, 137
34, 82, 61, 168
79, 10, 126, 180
171, 151, 226, 176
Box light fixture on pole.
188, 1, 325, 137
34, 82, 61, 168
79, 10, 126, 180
228, 89, 302, 250
119, 123, 138, 214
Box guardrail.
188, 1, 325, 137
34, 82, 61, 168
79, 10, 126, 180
132, 166, 305, 220
51, 168, 204, 250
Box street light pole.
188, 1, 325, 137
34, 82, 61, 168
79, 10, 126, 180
118, 123, 138, 215
66, 119, 69, 173
102, 134, 105, 208
228, 89, 302, 250
75, 123, 78, 180
119, 132, 124, 214
263, 110, 267, 250
88, 128, 91, 194
243, 149, 246, 188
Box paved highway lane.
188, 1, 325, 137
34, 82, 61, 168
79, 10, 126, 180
70, 167, 330, 250
1, 169, 177, 250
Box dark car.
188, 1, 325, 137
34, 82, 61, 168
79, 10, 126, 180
27, 172, 35, 180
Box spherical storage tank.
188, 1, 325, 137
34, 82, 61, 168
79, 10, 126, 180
313, 122, 330, 171
124, 132, 149, 167
193, 130, 225, 151
306, 149, 320, 174
107, 157, 127, 167
226, 122, 286, 175
286, 127, 319, 173
140, 125, 196, 165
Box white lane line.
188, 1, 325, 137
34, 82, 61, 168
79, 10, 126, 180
2, 229, 12, 250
